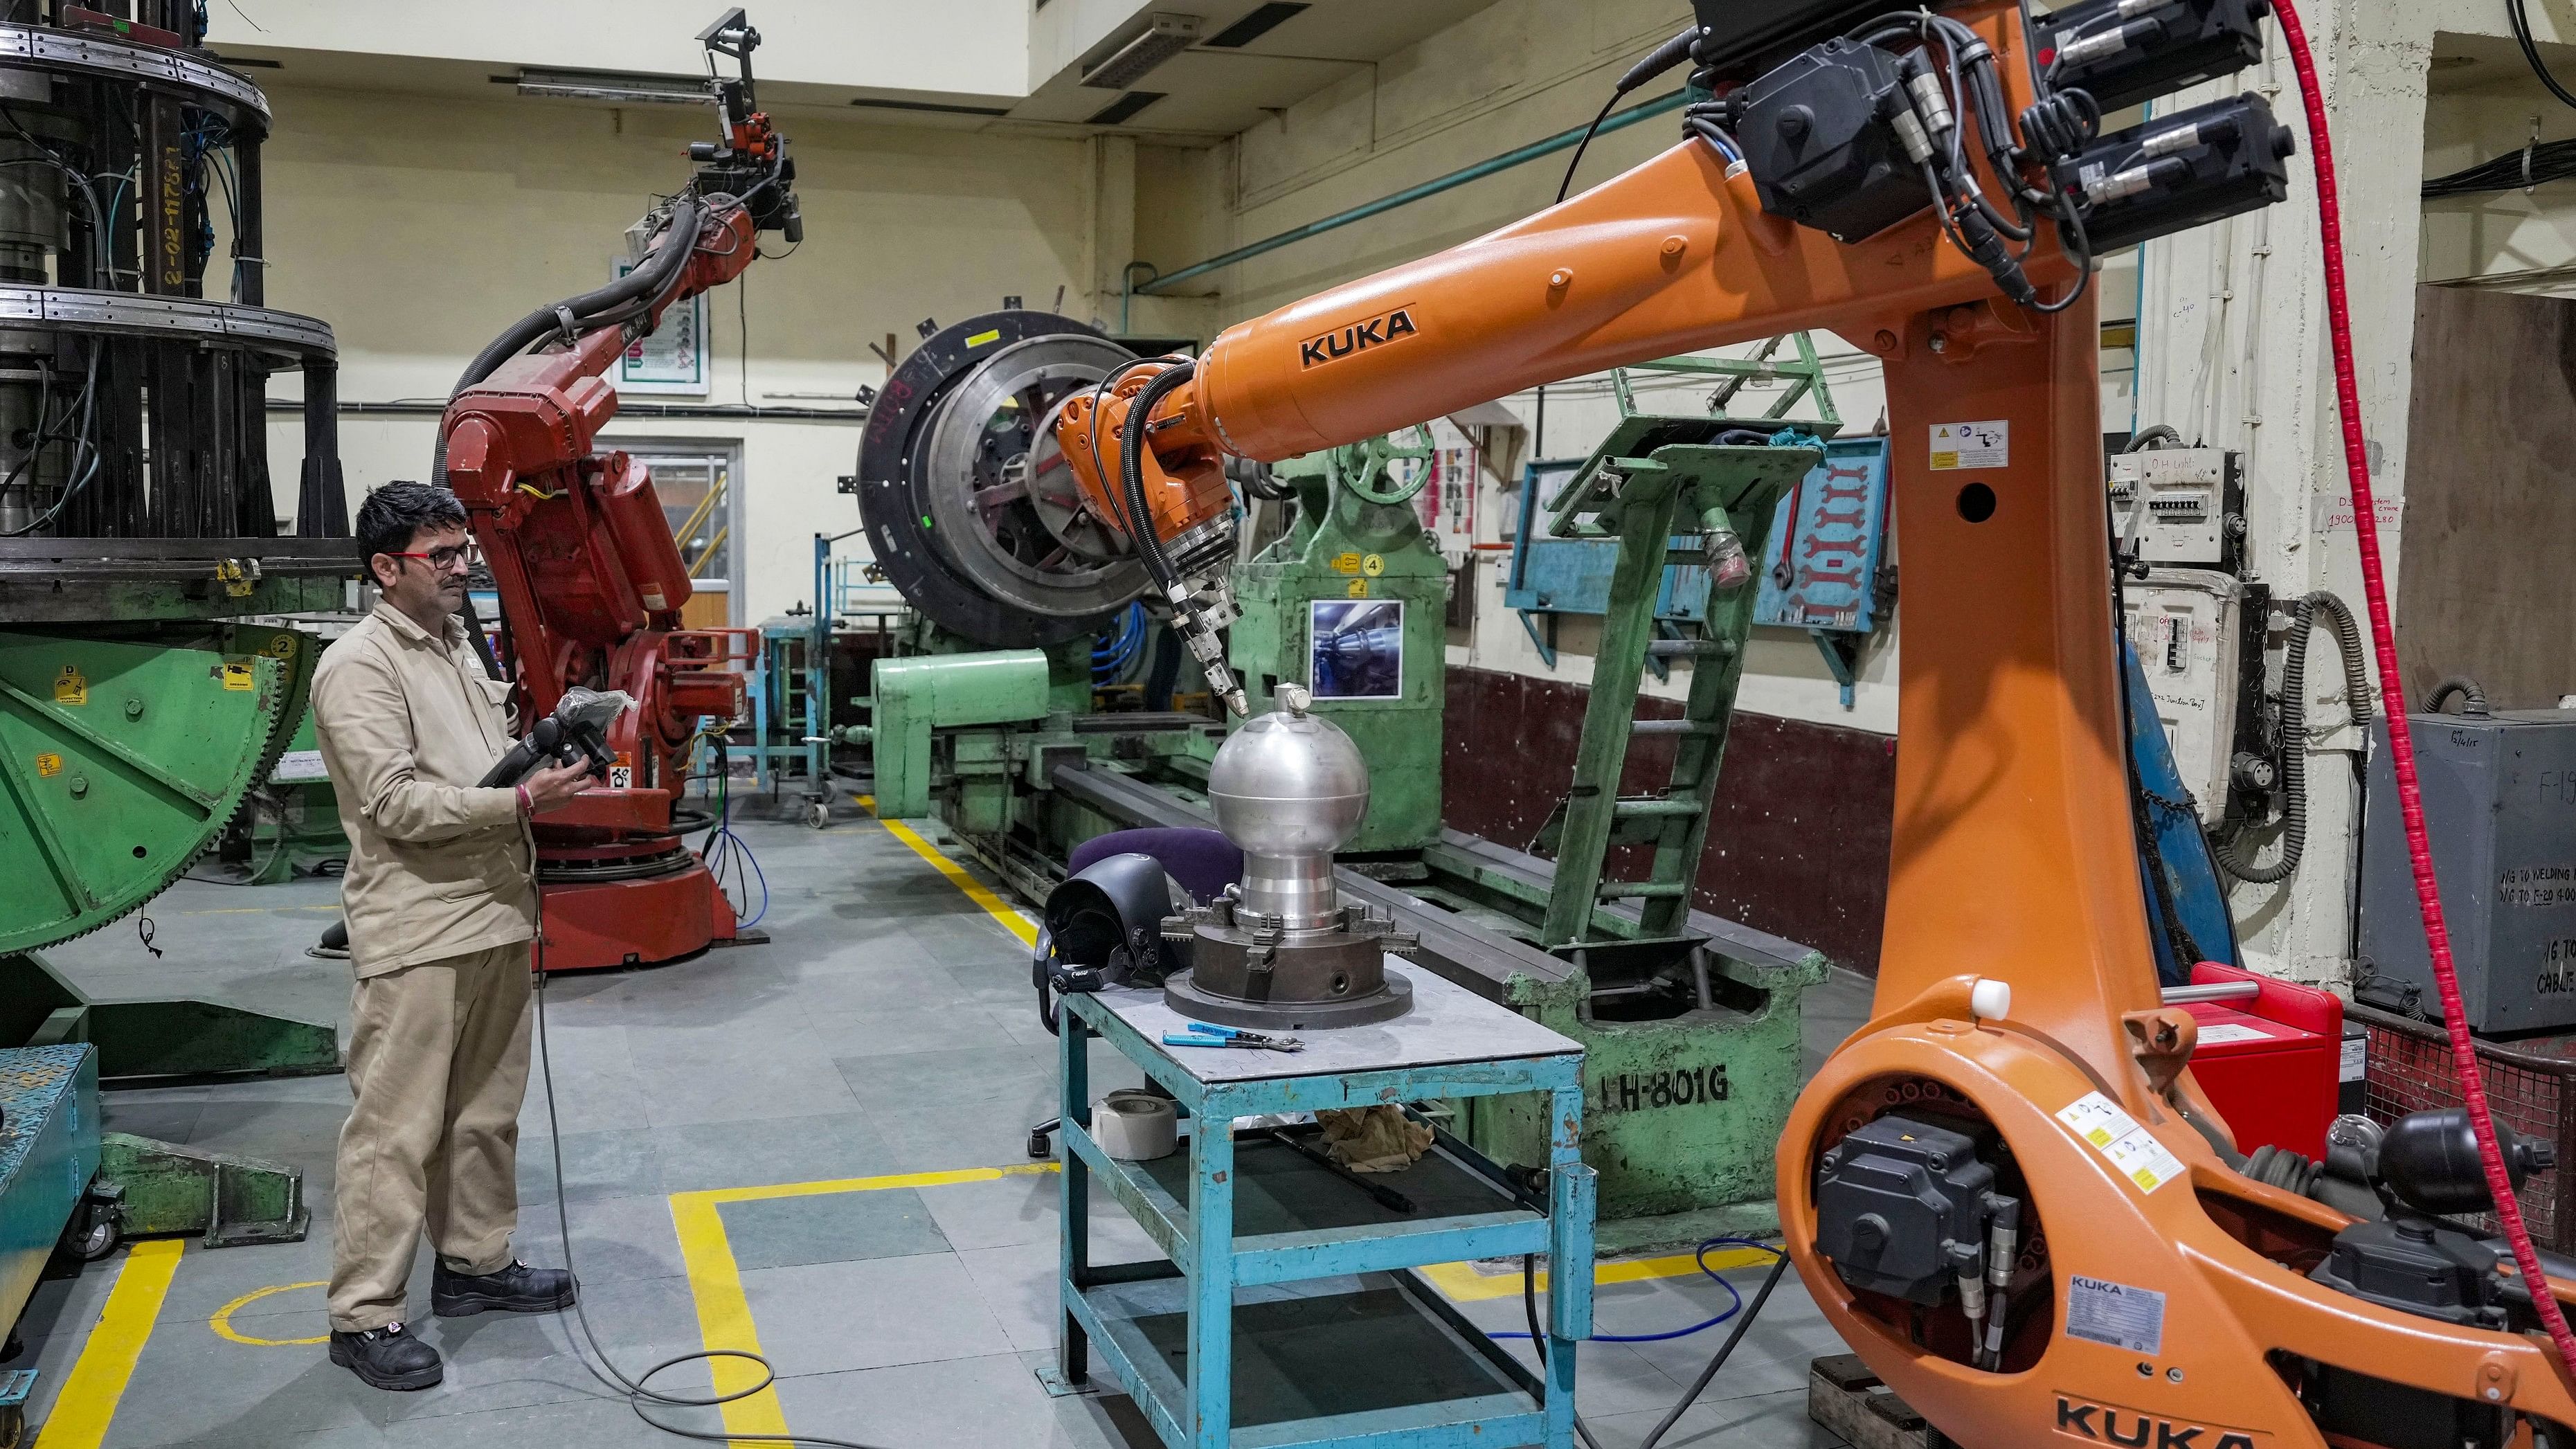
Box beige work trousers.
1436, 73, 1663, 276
327, 943, 532, 1332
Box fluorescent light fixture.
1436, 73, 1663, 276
511, 69, 710, 105
1082, 12, 1199, 89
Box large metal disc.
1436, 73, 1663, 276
854, 311, 1139, 648
919, 332, 1147, 620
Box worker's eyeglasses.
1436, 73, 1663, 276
387, 543, 480, 573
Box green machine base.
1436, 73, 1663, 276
99, 1132, 309, 1248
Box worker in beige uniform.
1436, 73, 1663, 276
311, 480, 593, 1391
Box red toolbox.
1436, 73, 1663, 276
2178, 961, 2344, 1160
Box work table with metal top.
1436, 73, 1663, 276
1049, 960, 1595, 1449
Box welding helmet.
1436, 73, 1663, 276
1031, 853, 1188, 1033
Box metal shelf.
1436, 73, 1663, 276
1052, 966, 1594, 1449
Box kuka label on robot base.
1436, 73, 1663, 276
2064, 1274, 2165, 1354
2055, 1090, 2186, 1193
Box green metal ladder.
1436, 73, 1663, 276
1535, 338, 1839, 951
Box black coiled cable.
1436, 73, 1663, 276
1117, 360, 1199, 593
2017, 89, 2101, 164
2213, 591, 2370, 885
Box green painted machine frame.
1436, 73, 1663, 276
0, 543, 352, 1259
1227, 430, 1448, 855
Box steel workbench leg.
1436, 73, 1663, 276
1058, 1008, 1091, 1387
1546, 1086, 1595, 1449
1187, 1110, 1234, 1448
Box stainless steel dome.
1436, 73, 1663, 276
1206, 687, 1369, 857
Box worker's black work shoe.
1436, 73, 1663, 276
431, 1259, 577, 1317
329, 1322, 442, 1391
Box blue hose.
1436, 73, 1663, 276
698, 747, 769, 928
1489, 1236, 1783, 1344
1092, 602, 1146, 684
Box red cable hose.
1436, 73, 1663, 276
2268, 0, 2576, 1382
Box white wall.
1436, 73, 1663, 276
208, 1, 1030, 99
2129, 0, 2568, 987
257, 84, 1103, 624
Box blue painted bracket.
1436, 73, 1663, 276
1754, 437, 1891, 712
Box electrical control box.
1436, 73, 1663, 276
2358, 709, 2576, 1035
2120, 568, 2246, 826
2108, 446, 2242, 570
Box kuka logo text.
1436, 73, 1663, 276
1299, 307, 1418, 368
2055, 1396, 2256, 1449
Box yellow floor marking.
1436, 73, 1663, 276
1414, 1243, 1779, 1302
35, 1237, 183, 1449
208, 1281, 330, 1347
669, 1163, 1060, 1445
863, 796, 1039, 947
669, 1191, 792, 1446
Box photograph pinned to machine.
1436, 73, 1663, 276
609, 256, 710, 394
1310, 599, 1403, 700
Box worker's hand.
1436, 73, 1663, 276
521, 758, 595, 813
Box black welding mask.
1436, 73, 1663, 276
1032, 853, 1187, 1034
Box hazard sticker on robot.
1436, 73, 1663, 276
2055, 1090, 2188, 1194
1928, 420, 2008, 470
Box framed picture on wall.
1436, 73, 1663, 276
1310, 599, 1403, 701
610, 256, 710, 394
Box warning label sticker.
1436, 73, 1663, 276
2055, 1090, 2188, 1194
1929, 420, 2009, 471
2192, 1023, 2278, 1045
269, 748, 327, 784
2066, 1275, 2166, 1355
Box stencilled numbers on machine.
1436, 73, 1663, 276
1594, 1063, 1730, 1114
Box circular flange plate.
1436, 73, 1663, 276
854, 311, 1136, 647
918, 331, 1146, 620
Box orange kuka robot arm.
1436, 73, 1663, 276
1056, 5, 2576, 1445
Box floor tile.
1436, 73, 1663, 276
718, 1187, 951, 1271
651, 1111, 902, 1196
734, 1252, 1017, 1378
767, 1350, 1135, 1448
512, 1126, 665, 1205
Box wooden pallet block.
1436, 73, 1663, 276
1808, 1354, 1966, 1449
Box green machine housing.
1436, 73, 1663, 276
1227, 431, 1447, 856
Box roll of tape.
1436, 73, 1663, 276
1093, 1089, 1178, 1160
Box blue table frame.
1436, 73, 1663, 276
1052, 965, 1594, 1449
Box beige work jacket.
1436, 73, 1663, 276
312, 601, 537, 977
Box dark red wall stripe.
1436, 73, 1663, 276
1440, 665, 1898, 975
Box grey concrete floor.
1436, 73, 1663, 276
17, 813, 1879, 1449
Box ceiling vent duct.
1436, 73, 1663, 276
1082, 13, 1200, 89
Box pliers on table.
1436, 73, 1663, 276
1162, 1021, 1304, 1052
